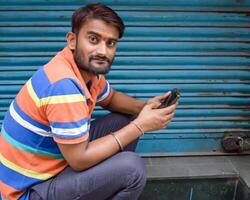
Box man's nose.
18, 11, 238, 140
96, 41, 107, 55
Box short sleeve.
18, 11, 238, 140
43, 78, 89, 144
96, 76, 113, 103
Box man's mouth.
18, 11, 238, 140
92, 59, 107, 63
90, 56, 110, 64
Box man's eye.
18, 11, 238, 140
89, 35, 98, 43
107, 40, 117, 47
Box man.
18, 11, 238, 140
0, 3, 177, 200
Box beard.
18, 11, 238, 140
73, 46, 113, 75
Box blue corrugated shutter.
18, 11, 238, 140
0, 0, 250, 155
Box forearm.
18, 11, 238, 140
60, 100, 177, 172
104, 90, 146, 115
82, 91, 145, 169
74, 123, 142, 171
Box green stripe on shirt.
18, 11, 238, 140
1, 126, 64, 159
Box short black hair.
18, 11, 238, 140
71, 3, 125, 38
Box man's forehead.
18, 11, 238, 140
79, 19, 119, 39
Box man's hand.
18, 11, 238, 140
133, 92, 177, 133
146, 91, 171, 108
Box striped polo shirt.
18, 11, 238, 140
0, 46, 113, 200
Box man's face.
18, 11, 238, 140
73, 19, 119, 75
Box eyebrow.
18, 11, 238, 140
87, 31, 118, 41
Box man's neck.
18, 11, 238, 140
79, 69, 95, 84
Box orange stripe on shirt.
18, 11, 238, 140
54, 133, 89, 144
44, 56, 80, 85
16, 84, 49, 126
0, 137, 67, 175
45, 101, 89, 122
0, 181, 25, 200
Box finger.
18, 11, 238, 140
163, 112, 175, 122
169, 103, 178, 112
159, 103, 177, 115
162, 120, 171, 128
158, 91, 171, 102
151, 102, 162, 109
146, 102, 160, 109
164, 114, 175, 125
151, 91, 171, 102
148, 99, 162, 107
163, 91, 171, 98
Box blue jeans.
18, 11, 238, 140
29, 113, 146, 200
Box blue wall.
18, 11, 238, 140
0, 0, 250, 154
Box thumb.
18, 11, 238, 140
162, 91, 171, 100
147, 101, 160, 109
157, 91, 171, 102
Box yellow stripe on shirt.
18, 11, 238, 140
0, 153, 53, 180
26, 78, 86, 107
26, 79, 40, 107
40, 94, 86, 106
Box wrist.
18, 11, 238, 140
137, 100, 147, 114
130, 120, 145, 136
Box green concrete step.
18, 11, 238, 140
140, 155, 250, 200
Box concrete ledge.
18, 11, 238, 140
143, 155, 250, 190
228, 155, 250, 189
142, 156, 239, 180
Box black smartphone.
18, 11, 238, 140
158, 88, 180, 108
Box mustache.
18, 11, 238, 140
90, 55, 111, 64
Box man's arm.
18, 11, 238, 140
58, 103, 177, 172
98, 89, 146, 115
57, 121, 142, 171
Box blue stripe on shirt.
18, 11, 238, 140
0, 162, 42, 190
30, 66, 51, 98
3, 112, 61, 155
50, 118, 89, 129
52, 130, 89, 140
13, 100, 50, 132
40, 78, 85, 98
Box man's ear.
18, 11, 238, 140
66, 32, 76, 50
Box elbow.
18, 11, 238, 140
70, 164, 86, 172
67, 147, 92, 172
58, 140, 91, 172
68, 157, 90, 172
